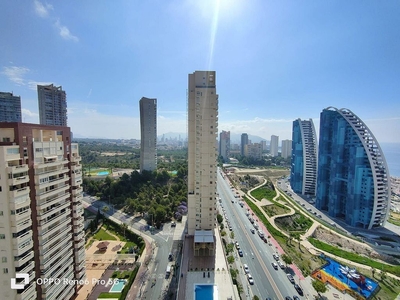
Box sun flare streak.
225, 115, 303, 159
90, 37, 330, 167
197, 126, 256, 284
207, 0, 220, 70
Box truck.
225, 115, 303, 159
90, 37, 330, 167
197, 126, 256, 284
165, 264, 172, 278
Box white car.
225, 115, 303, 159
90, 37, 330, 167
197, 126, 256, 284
243, 264, 249, 274
247, 273, 254, 285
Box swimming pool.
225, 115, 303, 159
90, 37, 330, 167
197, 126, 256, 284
109, 279, 127, 293
194, 284, 217, 300
97, 171, 110, 176
318, 258, 379, 299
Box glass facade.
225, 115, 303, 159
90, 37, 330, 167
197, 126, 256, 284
316, 107, 390, 229
290, 119, 318, 196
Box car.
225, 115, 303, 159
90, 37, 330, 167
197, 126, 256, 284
229, 226, 233, 231
250, 228, 255, 234
168, 253, 173, 261
294, 284, 304, 296
247, 274, 254, 285
273, 253, 279, 261
317, 214, 322, 218
287, 273, 295, 284
293, 296, 300, 300
285, 297, 293, 300
278, 261, 285, 269
243, 264, 249, 274
171, 221, 176, 227
271, 262, 278, 270
238, 249, 243, 257
235, 242, 240, 249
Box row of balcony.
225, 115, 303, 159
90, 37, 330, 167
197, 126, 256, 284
39, 224, 71, 249
16, 280, 36, 300
38, 209, 71, 230
41, 241, 72, 270
41, 265, 74, 295
12, 231, 33, 247
9, 186, 30, 199
37, 201, 70, 219
8, 174, 30, 187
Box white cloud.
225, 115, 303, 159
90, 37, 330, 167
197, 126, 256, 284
22, 108, 39, 123
1, 66, 29, 85
34, 0, 53, 18
55, 20, 79, 42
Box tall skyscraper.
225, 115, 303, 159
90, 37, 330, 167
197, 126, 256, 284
37, 84, 67, 126
240, 133, 248, 156
0, 122, 85, 300
187, 71, 218, 255
290, 119, 318, 196
281, 139, 292, 159
139, 97, 157, 172
0, 92, 22, 122
270, 135, 279, 157
219, 130, 230, 162
315, 107, 390, 229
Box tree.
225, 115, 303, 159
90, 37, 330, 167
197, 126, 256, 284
227, 255, 235, 264
312, 279, 327, 293
230, 231, 235, 239
281, 254, 293, 267
217, 213, 223, 224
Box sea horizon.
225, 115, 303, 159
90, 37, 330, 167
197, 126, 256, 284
380, 142, 400, 178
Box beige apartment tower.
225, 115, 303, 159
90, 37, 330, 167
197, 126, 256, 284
0, 122, 85, 300
187, 71, 218, 256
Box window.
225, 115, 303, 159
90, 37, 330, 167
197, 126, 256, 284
3, 268, 8, 274
2, 257, 6, 263
0, 211, 3, 216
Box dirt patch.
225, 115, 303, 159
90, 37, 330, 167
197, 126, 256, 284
312, 226, 398, 265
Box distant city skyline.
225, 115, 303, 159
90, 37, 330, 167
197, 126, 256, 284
1, 1, 399, 144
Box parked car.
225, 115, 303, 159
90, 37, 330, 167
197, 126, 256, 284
247, 274, 254, 285
250, 228, 255, 234
294, 284, 303, 296
238, 249, 243, 257
278, 261, 285, 269
273, 253, 279, 261
271, 262, 278, 270
243, 264, 249, 274
287, 274, 295, 284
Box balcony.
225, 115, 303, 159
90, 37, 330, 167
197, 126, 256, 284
34, 159, 68, 170
41, 244, 72, 270
71, 164, 82, 172
71, 155, 81, 162
37, 193, 69, 210
16, 282, 36, 300
39, 224, 71, 248
76, 267, 86, 280
14, 250, 34, 268
72, 187, 83, 196
73, 216, 84, 226
74, 238, 85, 249
7, 164, 29, 174
75, 247, 85, 262
9, 186, 30, 199
8, 175, 30, 186
37, 175, 70, 190
41, 265, 74, 295
37, 201, 70, 221
19, 261, 35, 275
74, 231, 85, 242
11, 218, 32, 235
38, 210, 71, 231
71, 172, 82, 184
35, 185, 70, 202
13, 239, 33, 257
9, 195, 30, 211
39, 219, 70, 242
41, 254, 73, 279
72, 207, 84, 218
12, 231, 33, 247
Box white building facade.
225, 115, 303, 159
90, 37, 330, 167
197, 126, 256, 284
187, 71, 218, 255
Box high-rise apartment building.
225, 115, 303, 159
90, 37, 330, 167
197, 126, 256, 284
219, 130, 230, 162
315, 107, 390, 229
0, 92, 22, 122
290, 119, 318, 196
139, 97, 157, 172
281, 139, 292, 159
37, 84, 67, 126
270, 135, 279, 157
240, 133, 248, 156
0, 122, 85, 300
187, 71, 218, 255
261, 140, 267, 152
244, 143, 262, 160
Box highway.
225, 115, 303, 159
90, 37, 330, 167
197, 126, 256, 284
217, 170, 305, 300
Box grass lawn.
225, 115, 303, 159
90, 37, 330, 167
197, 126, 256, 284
250, 185, 277, 201
93, 228, 117, 241
97, 292, 120, 299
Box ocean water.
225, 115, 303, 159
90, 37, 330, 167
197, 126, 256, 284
380, 143, 400, 178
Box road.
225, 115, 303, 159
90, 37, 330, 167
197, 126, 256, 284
82, 196, 177, 300
217, 170, 304, 300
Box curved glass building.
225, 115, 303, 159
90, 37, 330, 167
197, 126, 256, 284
316, 107, 390, 229
290, 119, 318, 196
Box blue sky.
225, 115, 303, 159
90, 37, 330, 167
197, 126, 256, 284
1, 0, 399, 145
